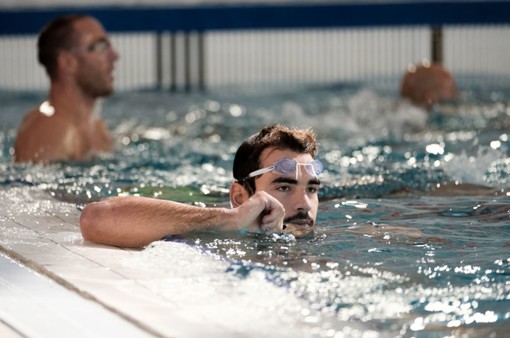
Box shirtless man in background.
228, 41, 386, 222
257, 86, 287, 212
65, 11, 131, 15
14, 15, 119, 163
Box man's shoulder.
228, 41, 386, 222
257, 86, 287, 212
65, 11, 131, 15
17, 110, 76, 145
19, 105, 72, 129
14, 107, 80, 163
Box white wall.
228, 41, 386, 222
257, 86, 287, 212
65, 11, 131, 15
2, 25, 510, 91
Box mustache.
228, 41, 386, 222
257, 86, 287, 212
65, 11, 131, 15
284, 211, 314, 225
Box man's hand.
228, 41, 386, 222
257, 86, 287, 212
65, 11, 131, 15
233, 191, 285, 234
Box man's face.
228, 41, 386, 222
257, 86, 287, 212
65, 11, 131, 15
253, 147, 320, 237
71, 18, 119, 97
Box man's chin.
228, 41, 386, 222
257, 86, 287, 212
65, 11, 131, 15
283, 223, 315, 238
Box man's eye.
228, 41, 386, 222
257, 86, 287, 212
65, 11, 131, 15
88, 41, 111, 53
277, 185, 291, 192
307, 186, 319, 193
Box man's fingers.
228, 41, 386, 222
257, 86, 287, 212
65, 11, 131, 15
239, 191, 285, 234
259, 196, 285, 233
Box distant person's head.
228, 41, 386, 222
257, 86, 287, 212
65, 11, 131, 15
400, 61, 457, 110
38, 14, 119, 97
231, 124, 322, 236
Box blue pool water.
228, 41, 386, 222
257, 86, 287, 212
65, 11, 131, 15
1, 77, 509, 336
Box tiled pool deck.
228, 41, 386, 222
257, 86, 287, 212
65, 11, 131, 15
0, 187, 239, 338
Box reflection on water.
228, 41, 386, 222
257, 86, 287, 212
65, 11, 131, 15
170, 195, 510, 336
1, 78, 510, 336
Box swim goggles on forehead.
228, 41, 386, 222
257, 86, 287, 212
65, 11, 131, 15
244, 158, 324, 180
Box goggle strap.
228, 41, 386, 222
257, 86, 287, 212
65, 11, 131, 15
247, 165, 275, 178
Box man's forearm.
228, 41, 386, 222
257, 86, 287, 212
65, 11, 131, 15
80, 196, 234, 248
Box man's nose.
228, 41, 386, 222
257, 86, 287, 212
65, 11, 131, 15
110, 47, 120, 61
292, 189, 312, 212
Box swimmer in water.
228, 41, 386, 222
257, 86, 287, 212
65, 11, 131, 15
14, 15, 119, 163
400, 61, 457, 111
80, 124, 322, 247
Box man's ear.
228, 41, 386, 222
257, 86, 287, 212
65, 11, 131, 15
57, 50, 79, 75
229, 181, 250, 207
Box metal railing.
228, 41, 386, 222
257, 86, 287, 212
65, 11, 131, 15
1, 2, 509, 91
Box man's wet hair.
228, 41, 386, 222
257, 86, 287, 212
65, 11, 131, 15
38, 14, 88, 78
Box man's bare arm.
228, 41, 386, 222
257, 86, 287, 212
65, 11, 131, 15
80, 192, 284, 248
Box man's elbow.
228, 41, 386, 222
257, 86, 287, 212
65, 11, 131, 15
80, 202, 104, 244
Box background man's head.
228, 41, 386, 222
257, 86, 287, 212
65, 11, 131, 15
38, 14, 88, 79
38, 14, 119, 97
400, 62, 457, 110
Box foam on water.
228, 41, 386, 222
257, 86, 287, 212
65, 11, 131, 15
123, 240, 397, 337
123, 241, 331, 337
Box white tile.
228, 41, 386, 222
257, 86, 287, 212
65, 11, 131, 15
0, 253, 153, 338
